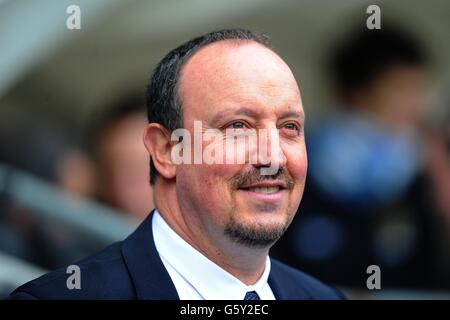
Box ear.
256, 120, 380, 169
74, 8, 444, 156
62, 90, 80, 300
143, 123, 176, 181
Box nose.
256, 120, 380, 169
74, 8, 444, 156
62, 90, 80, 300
252, 128, 287, 175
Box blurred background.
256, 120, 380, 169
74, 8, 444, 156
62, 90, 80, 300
1, 0, 450, 299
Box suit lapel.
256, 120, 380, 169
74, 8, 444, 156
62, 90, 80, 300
268, 272, 286, 300
121, 210, 179, 300
268, 259, 311, 300
120, 211, 311, 300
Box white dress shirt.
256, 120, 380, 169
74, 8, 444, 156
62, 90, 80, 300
152, 210, 276, 300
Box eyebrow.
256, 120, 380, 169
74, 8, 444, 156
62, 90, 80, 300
210, 107, 304, 126
209, 107, 260, 126
278, 110, 305, 122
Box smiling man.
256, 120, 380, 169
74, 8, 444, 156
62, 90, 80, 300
9, 29, 344, 300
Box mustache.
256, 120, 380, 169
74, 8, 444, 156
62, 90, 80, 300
230, 167, 294, 190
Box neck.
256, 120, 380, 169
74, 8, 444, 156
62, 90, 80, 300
154, 180, 269, 285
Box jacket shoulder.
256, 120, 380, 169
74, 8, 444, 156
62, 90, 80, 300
270, 259, 345, 300
9, 242, 135, 300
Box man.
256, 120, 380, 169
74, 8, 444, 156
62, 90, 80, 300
9, 29, 344, 300
93, 94, 154, 220
271, 26, 431, 288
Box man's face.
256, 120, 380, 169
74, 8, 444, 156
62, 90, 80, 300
99, 113, 154, 219
175, 41, 307, 248
359, 65, 428, 131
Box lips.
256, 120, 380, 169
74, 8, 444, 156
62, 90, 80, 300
238, 180, 287, 196
239, 180, 287, 201
247, 186, 280, 194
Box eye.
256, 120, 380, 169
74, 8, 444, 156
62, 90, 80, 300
283, 122, 300, 131
227, 121, 247, 129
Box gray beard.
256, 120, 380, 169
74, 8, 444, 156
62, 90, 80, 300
224, 216, 289, 248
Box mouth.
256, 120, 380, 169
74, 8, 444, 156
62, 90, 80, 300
237, 181, 288, 202
245, 186, 281, 194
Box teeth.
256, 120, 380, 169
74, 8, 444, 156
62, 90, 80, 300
249, 186, 280, 194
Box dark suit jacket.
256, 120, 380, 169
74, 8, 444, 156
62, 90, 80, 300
9, 212, 345, 300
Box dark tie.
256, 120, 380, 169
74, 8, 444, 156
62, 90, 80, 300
244, 291, 261, 300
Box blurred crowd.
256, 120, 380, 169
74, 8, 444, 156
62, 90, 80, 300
272, 25, 450, 290
1, 23, 450, 291
0, 94, 153, 270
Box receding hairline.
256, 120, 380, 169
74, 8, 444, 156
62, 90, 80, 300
181, 38, 285, 77
177, 39, 292, 102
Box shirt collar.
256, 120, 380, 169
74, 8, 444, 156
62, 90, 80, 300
152, 209, 271, 300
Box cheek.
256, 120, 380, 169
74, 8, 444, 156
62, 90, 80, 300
178, 163, 242, 225
203, 163, 243, 190
177, 165, 218, 217
286, 143, 308, 183
180, 162, 241, 199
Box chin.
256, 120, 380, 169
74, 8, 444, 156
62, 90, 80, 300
224, 211, 291, 248
237, 206, 291, 226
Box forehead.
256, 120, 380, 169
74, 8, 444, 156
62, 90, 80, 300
178, 41, 302, 122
